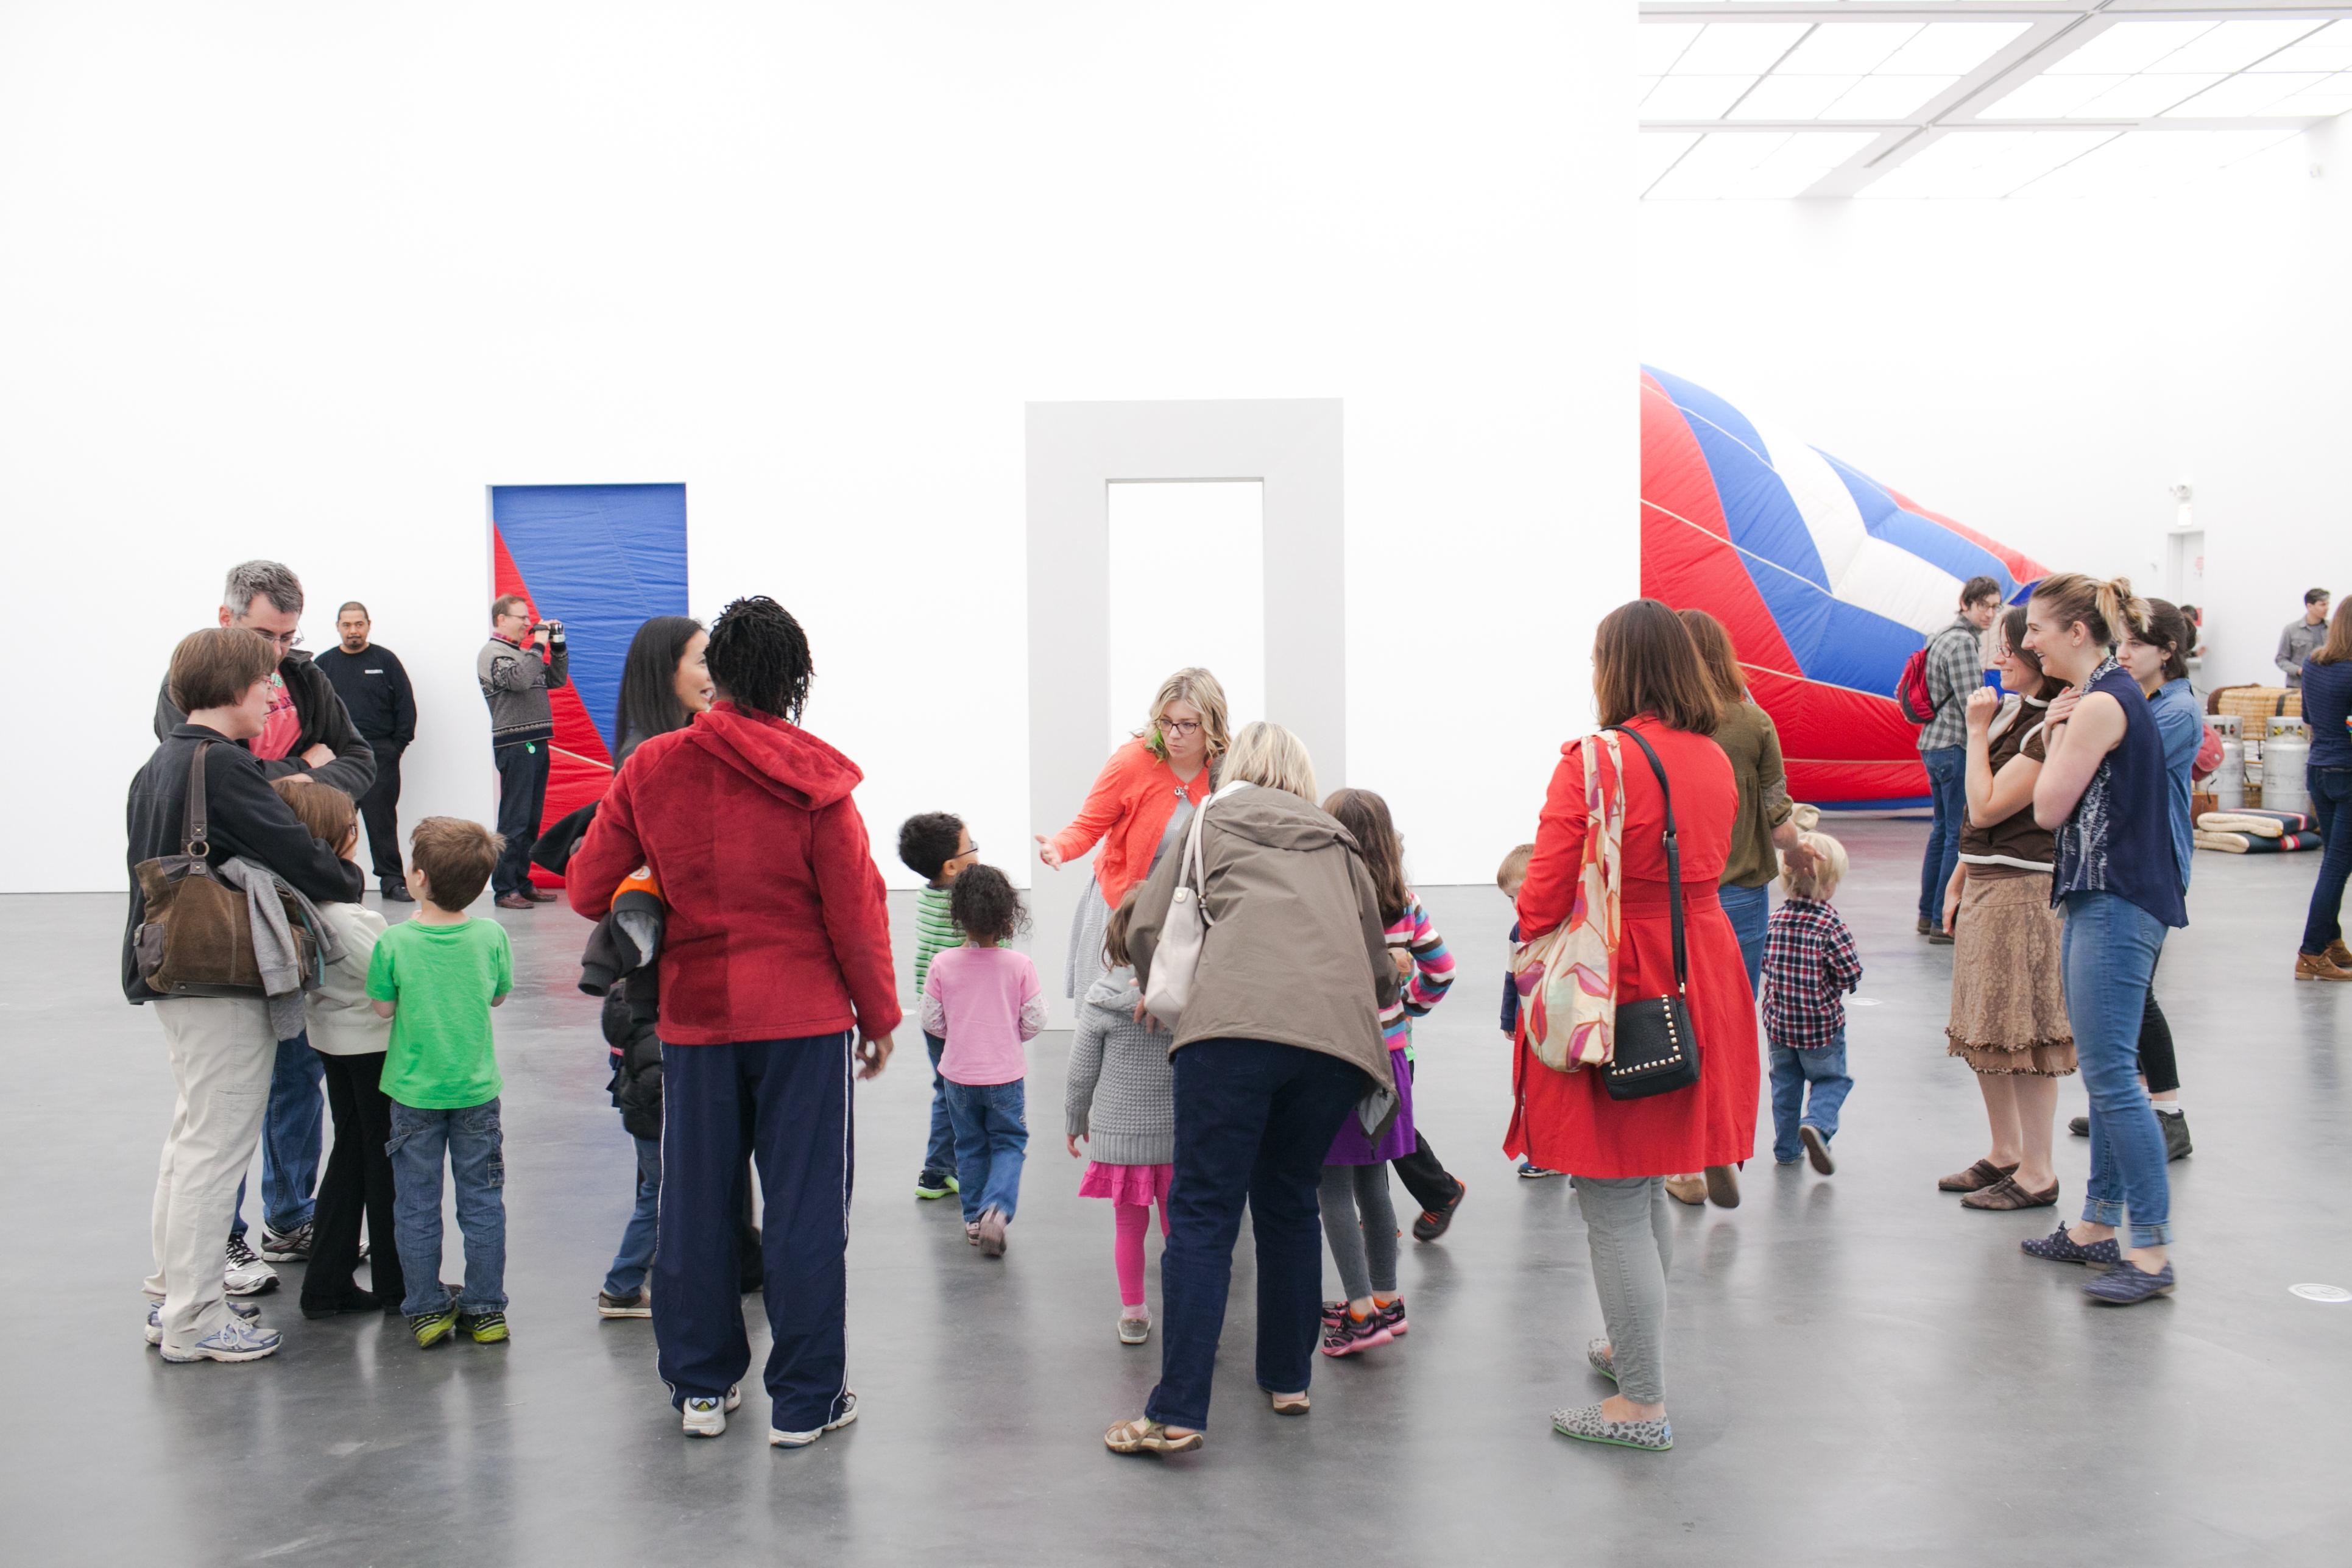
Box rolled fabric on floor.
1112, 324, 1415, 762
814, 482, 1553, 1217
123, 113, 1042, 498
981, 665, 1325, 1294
2196, 809, 2314, 837
2195, 829, 2323, 855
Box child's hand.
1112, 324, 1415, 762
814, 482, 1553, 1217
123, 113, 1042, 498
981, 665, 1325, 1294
1067, 1133, 1085, 1159
1391, 948, 1414, 981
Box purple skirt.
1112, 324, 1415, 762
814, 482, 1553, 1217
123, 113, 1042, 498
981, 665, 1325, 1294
1324, 1045, 1414, 1165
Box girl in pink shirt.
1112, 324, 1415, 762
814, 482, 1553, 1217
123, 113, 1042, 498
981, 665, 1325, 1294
920, 866, 1045, 1257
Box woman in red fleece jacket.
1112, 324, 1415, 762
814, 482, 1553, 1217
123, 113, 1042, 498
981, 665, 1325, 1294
568, 596, 898, 1451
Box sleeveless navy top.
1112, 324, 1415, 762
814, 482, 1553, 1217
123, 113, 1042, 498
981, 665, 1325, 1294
2050, 660, 2189, 928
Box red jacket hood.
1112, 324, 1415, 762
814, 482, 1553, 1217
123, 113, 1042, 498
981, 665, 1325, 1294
676, 702, 864, 810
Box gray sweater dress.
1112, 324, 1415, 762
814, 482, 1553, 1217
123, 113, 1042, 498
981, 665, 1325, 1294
1064, 968, 1176, 1167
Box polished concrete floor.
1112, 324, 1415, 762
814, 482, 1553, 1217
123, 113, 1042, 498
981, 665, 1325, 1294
8, 818, 2350, 1566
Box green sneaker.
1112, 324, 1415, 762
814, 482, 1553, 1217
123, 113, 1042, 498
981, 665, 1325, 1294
914, 1170, 958, 1200
457, 1310, 509, 1344
408, 1305, 459, 1349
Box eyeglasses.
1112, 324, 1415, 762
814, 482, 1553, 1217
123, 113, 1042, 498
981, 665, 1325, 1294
250, 629, 302, 651
1160, 719, 1202, 737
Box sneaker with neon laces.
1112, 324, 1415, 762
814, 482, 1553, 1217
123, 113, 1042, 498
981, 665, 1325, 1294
160, 1314, 283, 1364
457, 1310, 509, 1344
224, 1234, 280, 1296
769, 1390, 859, 1448
1412, 1178, 1466, 1241
683, 1385, 743, 1438
408, 1304, 459, 1349
147, 1298, 258, 1346
914, 1170, 955, 1199
260, 1220, 314, 1263
1320, 1306, 1393, 1358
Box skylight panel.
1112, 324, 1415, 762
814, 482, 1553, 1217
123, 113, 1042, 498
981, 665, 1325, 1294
1876, 21, 2028, 77
2165, 71, 2331, 118
2153, 19, 2325, 76
1776, 23, 1918, 77
2267, 73, 2352, 116
1829, 73, 1960, 120
1673, 21, 1811, 76
1639, 24, 1701, 78
2046, 23, 2213, 77
1644, 74, 1759, 121
2021, 127, 2302, 197
1729, 76, 1863, 121
1859, 130, 2116, 199
1978, 73, 2122, 119
2253, 23, 2352, 76
2072, 73, 2226, 119
1638, 131, 1700, 192
1646, 130, 1875, 200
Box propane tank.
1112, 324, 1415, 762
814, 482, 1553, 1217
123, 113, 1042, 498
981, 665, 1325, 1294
2211, 738, 2245, 811
2263, 719, 2311, 819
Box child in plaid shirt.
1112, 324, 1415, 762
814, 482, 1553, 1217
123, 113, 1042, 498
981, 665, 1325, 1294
1762, 824, 1861, 1176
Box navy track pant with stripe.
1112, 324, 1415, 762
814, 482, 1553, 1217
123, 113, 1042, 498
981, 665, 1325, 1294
656, 1033, 854, 1433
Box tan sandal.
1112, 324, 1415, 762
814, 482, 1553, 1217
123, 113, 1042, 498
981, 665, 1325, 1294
1104, 1416, 1202, 1455
1937, 1158, 2017, 1193
1269, 1390, 1310, 1416
1663, 1174, 1706, 1206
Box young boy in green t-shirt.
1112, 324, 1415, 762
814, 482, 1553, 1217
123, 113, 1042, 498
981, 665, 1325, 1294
897, 813, 977, 1200
367, 816, 515, 1349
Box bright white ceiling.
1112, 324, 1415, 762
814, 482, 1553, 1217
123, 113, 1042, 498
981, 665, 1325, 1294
1640, 2, 2352, 197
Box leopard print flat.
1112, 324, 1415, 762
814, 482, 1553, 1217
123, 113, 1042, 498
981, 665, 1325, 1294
1552, 1402, 1672, 1452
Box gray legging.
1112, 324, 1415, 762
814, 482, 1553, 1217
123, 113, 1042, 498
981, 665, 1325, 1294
1319, 1163, 1399, 1301
1572, 1174, 1673, 1405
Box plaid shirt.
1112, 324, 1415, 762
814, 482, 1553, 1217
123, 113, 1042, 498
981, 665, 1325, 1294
1916, 615, 1985, 752
1761, 897, 1863, 1050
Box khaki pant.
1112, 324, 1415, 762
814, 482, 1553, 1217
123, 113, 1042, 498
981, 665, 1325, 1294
144, 996, 274, 1352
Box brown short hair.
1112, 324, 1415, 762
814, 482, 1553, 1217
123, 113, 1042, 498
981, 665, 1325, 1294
2317, 598, 2352, 668
168, 627, 279, 713
2138, 598, 2194, 683
409, 817, 503, 909
1961, 575, 2004, 610
491, 594, 529, 624
1677, 608, 1746, 703
1323, 788, 1407, 926
1594, 599, 1718, 735
1103, 885, 1142, 970
272, 778, 357, 850
1496, 842, 1534, 892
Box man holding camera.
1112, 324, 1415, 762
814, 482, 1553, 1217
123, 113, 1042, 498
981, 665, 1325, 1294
479, 595, 570, 909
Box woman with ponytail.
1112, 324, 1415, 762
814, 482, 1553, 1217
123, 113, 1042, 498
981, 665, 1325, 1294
2018, 574, 2185, 1305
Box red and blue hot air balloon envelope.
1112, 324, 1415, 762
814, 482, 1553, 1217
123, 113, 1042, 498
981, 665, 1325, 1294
1640, 367, 2047, 808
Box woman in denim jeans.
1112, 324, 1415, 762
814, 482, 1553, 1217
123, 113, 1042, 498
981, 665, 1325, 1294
2294, 599, 2352, 980
2021, 574, 2188, 1305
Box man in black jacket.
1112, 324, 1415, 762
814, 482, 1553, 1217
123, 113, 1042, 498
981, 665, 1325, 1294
314, 601, 417, 900
154, 561, 377, 803
130, 627, 361, 1363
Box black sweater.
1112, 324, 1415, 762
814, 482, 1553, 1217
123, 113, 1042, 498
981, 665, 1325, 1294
314, 643, 417, 749
154, 651, 376, 801
123, 726, 363, 1003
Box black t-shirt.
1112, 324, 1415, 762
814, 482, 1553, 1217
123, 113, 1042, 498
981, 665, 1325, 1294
314, 643, 416, 747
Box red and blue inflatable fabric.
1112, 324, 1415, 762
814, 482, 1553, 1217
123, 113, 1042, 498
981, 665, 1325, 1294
1640, 367, 2047, 808
490, 484, 688, 880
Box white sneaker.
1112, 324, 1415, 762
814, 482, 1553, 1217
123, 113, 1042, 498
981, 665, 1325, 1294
682, 1384, 743, 1438
771, 1390, 859, 1448
224, 1235, 280, 1297
160, 1313, 283, 1363
147, 1298, 259, 1346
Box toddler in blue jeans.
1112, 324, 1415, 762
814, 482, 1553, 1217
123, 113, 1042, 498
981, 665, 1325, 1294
366, 818, 515, 1347
920, 865, 1044, 1258
1760, 827, 1860, 1176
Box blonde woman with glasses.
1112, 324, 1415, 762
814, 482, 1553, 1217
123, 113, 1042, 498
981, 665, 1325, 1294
1037, 669, 1231, 995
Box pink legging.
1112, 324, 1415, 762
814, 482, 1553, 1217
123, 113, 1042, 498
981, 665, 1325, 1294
1114, 1199, 1170, 1310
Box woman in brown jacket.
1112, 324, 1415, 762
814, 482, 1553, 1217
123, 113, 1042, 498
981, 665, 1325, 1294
1103, 722, 1398, 1457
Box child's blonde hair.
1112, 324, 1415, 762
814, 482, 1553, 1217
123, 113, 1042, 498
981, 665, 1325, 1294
1496, 842, 1534, 894
1778, 805, 1846, 900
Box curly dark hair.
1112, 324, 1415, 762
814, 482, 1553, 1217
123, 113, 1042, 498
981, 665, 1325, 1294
705, 596, 813, 721
897, 812, 967, 883
948, 863, 1027, 945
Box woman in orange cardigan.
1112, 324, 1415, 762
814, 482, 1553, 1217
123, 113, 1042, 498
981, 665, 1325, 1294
1036, 668, 1231, 994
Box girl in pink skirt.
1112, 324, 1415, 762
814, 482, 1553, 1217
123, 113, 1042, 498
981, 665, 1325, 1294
1065, 895, 1176, 1344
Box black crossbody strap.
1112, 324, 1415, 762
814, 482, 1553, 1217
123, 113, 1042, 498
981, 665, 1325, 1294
185, 741, 213, 861
1606, 726, 1685, 991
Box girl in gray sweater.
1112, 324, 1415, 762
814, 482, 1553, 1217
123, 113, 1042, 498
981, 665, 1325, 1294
1065, 903, 1176, 1345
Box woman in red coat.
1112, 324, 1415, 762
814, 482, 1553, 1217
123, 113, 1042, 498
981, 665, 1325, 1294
1506, 599, 1759, 1453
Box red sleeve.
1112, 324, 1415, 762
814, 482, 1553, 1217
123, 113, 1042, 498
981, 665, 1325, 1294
565, 767, 642, 918
810, 794, 905, 1039
1050, 749, 1135, 864
1515, 744, 1594, 942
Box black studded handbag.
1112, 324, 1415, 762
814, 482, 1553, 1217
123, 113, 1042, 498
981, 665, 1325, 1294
1601, 726, 1702, 1102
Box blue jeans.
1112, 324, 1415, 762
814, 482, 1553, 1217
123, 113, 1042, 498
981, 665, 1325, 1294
1918, 744, 1966, 926
2301, 766, 2352, 955
942, 1078, 1028, 1223
2061, 892, 2172, 1248
922, 1032, 956, 1178
230, 1032, 325, 1238
1768, 1035, 1852, 1162
387, 1098, 507, 1316
603, 1132, 662, 1298
1147, 1039, 1363, 1432
1720, 881, 1770, 998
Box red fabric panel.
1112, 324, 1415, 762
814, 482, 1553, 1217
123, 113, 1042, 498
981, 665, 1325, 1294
492, 526, 614, 886
1746, 667, 1926, 802
1641, 375, 1802, 677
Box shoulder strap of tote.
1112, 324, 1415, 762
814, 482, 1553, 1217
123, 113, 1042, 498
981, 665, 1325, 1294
1179, 796, 1215, 928
1605, 725, 1684, 992
184, 741, 214, 861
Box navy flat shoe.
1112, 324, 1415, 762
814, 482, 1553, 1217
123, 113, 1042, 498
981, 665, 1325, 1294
2021, 1225, 2122, 1267
2084, 1262, 2175, 1305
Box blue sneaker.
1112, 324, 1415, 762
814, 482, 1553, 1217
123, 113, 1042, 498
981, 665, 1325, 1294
2083, 1261, 2175, 1305
2020, 1224, 2122, 1267
160, 1313, 283, 1363
1517, 1162, 1563, 1180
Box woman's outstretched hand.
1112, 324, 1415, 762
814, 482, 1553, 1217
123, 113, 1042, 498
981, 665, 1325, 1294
1035, 835, 1064, 871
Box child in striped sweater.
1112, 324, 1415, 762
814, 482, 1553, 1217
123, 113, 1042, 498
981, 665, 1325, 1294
899, 812, 980, 1201
1067, 891, 1176, 1344
1316, 789, 1457, 1357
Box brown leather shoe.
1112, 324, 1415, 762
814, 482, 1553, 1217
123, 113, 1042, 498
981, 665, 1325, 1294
1961, 1176, 2058, 1210
1663, 1174, 1706, 1206
495, 893, 536, 910
1703, 1164, 1740, 1209
2329, 939, 2352, 969
523, 887, 558, 903
2295, 950, 2352, 981
1938, 1158, 2019, 1193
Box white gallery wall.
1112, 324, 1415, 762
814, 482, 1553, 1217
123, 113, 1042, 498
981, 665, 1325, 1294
0, 2, 1635, 895
1639, 119, 2351, 694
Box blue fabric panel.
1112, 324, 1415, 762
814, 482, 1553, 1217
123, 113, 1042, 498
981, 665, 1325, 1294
1821, 453, 2016, 595
490, 484, 689, 754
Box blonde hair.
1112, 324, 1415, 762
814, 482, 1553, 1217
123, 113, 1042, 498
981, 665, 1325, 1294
1497, 842, 1534, 893
1778, 804, 1847, 900
2031, 572, 2149, 650
1140, 667, 1232, 764
1221, 721, 1318, 803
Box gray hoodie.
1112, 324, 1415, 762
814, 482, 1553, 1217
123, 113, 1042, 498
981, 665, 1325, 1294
1064, 967, 1176, 1166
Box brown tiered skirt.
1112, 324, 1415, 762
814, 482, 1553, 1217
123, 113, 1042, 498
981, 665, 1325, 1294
1945, 869, 2076, 1076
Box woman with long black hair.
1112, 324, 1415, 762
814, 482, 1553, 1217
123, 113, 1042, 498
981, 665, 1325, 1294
613, 615, 713, 766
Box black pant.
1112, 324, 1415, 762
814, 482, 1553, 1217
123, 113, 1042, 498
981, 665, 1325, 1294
303, 1050, 405, 1311
1388, 1059, 1458, 1213
2138, 950, 2179, 1095
492, 740, 550, 897
358, 743, 406, 886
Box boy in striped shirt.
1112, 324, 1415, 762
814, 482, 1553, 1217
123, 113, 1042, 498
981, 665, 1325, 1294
900, 813, 979, 1199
